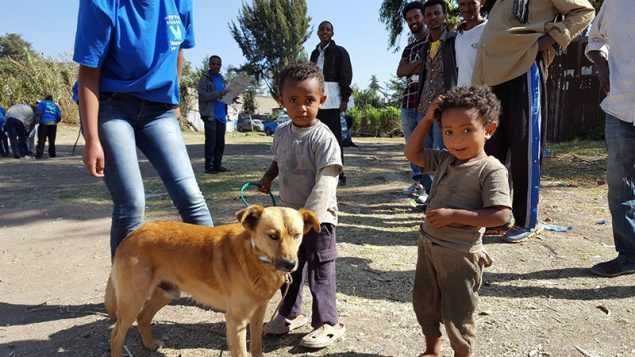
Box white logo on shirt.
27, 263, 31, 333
170, 25, 182, 40
165, 15, 184, 51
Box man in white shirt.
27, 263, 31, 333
455, 0, 487, 86
585, 0, 635, 277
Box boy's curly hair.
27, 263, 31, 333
437, 86, 501, 125
278, 62, 325, 95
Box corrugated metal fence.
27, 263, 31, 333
546, 38, 605, 142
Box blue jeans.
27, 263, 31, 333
99, 94, 213, 257
401, 107, 443, 192
605, 114, 635, 258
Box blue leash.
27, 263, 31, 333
239, 182, 277, 207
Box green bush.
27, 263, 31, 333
0, 54, 78, 124
349, 105, 401, 137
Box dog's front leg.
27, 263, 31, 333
249, 304, 267, 357
226, 314, 249, 357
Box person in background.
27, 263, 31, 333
5, 103, 35, 159
198, 55, 229, 174
397, 1, 430, 203
35, 95, 62, 159
310, 20, 353, 186
585, 0, 635, 277
472, 0, 594, 242
455, 0, 487, 87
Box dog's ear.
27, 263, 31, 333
299, 208, 320, 234
236, 205, 265, 231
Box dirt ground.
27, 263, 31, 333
1, 124, 634, 357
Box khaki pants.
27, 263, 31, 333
412, 238, 490, 356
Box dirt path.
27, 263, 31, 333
1, 125, 633, 357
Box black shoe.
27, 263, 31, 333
590, 255, 635, 277
215, 166, 229, 172
338, 174, 347, 186
205, 168, 218, 174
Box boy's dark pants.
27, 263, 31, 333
413, 238, 487, 356
203, 117, 226, 170
36, 124, 57, 158
279, 223, 338, 328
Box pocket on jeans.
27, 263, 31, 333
316, 248, 337, 281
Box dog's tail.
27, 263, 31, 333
104, 274, 117, 321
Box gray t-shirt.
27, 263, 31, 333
273, 121, 342, 225
420, 149, 512, 253
6, 104, 35, 127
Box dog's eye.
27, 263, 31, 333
294, 234, 302, 240
268, 233, 279, 241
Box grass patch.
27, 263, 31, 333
543, 140, 606, 186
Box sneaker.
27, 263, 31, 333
413, 192, 429, 205
263, 314, 308, 335
214, 166, 229, 172
590, 255, 635, 277
299, 323, 346, 349
501, 225, 543, 243
403, 182, 424, 197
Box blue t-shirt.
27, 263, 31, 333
73, 0, 195, 105
212, 73, 228, 124
37, 100, 62, 125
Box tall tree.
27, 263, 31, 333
379, 0, 408, 50
230, 0, 311, 98
0, 33, 38, 61
242, 87, 258, 114
368, 75, 382, 94
384, 75, 407, 107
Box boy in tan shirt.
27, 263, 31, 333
405, 86, 512, 357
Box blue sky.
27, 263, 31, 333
0, 1, 409, 90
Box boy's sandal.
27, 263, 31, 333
264, 314, 308, 335
299, 323, 346, 348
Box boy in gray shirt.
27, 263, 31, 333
258, 63, 345, 348
405, 86, 512, 357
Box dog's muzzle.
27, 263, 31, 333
275, 259, 297, 273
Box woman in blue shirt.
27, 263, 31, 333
73, 0, 213, 258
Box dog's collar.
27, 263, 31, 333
251, 238, 273, 264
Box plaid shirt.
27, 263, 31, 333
400, 39, 427, 109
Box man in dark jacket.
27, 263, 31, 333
310, 20, 353, 186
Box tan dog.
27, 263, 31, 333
104, 205, 320, 357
